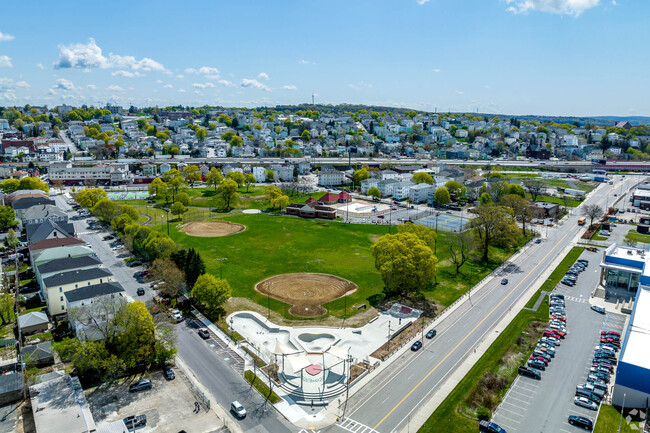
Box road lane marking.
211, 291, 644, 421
372, 228, 574, 430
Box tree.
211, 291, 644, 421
412, 172, 433, 185
352, 168, 370, 188
176, 191, 190, 206
150, 258, 186, 298
266, 170, 274, 181
76, 188, 107, 208
230, 135, 243, 147
170, 202, 188, 220
110, 214, 133, 233
195, 128, 208, 142
5, 228, 18, 248
506, 183, 526, 198
51, 179, 65, 193
396, 224, 436, 250
501, 194, 532, 236
18, 176, 49, 193
448, 231, 476, 275
171, 248, 207, 290
470, 205, 520, 262
301, 130, 311, 141
216, 178, 239, 209
192, 274, 231, 319
227, 171, 245, 187
270, 194, 289, 210
0, 293, 15, 326
148, 177, 166, 198
434, 187, 451, 206
479, 192, 491, 205
110, 301, 156, 369
167, 175, 187, 203
523, 179, 544, 202
244, 173, 256, 193
370, 233, 438, 298
183, 165, 202, 187
367, 186, 381, 198
582, 204, 604, 229
0, 179, 20, 194
92, 198, 120, 223
0, 206, 16, 229
445, 180, 462, 198
205, 167, 224, 193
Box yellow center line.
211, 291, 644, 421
373, 227, 575, 430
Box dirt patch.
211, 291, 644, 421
255, 273, 357, 318
368, 234, 381, 243
371, 318, 426, 360
179, 221, 246, 237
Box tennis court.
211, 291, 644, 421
416, 212, 469, 232
106, 191, 150, 200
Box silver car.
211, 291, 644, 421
574, 396, 598, 410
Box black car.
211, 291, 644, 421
136, 287, 145, 296
163, 367, 175, 380
568, 415, 593, 430
411, 341, 422, 351
426, 329, 437, 339
123, 414, 147, 429
198, 328, 210, 339
129, 379, 152, 392
103, 235, 115, 240
501, 278, 508, 285
479, 420, 506, 433
518, 365, 541, 380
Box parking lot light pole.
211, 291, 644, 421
618, 393, 626, 433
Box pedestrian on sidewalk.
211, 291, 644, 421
194, 401, 200, 413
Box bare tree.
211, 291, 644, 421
448, 231, 476, 275
581, 204, 604, 229
68, 296, 129, 342
523, 179, 545, 202
149, 258, 186, 298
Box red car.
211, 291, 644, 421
530, 355, 549, 365
601, 331, 621, 337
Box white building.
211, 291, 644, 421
409, 183, 434, 204
318, 169, 345, 186
252, 166, 267, 183
392, 181, 415, 201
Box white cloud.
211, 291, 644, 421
36, 63, 45, 70
282, 85, 297, 90
178, 88, 186, 93
505, 0, 600, 16
0, 78, 29, 93
348, 81, 373, 89
433, 68, 441, 73
111, 70, 144, 78
87, 84, 97, 90
54, 38, 165, 71
299, 60, 312, 65
0, 32, 14, 42
186, 66, 220, 79
163, 84, 173, 88
218, 79, 234, 87
156, 79, 163, 83
106, 85, 124, 91
52, 78, 75, 91
455, 90, 464, 95
416, 0, 431, 4
240, 78, 270, 91
15, 81, 29, 88
192, 82, 215, 89
258, 72, 270, 80
176, 74, 184, 79
484, 85, 491, 89
0, 55, 12, 68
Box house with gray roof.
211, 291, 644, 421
17, 311, 49, 335
23, 342, 54, 367
42, 268, 113, 316
35, 255, 102, 287
22, 204, 68, 226
26, 219, 75, 244
65, 282, 127, 341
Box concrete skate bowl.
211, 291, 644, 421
255, 273, 358, 318
297, 333, 337, 352
179, 221, 246, 237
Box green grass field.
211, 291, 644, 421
419, 247, 584, 433
528, 195, 582, 207
594, 404, 644, 433
162, 214, 523, 318
625, 230, 650, 244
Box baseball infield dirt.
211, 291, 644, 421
255, 273, 358, 318
179, 221, 246, 237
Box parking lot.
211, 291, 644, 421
491, 250, 628, 432
86, 368, 223, 432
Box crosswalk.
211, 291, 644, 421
564, 295, 587, 304
336, 417, 380, 433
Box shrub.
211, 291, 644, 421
477, 406, 491, 421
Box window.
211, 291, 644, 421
59, 287, 62, 292
60, 296, 63, 301
75, 284, 78, 289
61, 306, 64, 310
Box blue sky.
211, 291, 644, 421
0, 0, 647, 116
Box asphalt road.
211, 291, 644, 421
320, 180, 620, 433
491, 249, 626, 433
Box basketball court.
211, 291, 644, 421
416, 212, 469, 232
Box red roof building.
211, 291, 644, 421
305, 197, 317, 204
319, 192, 339, 205
338, 191, 352, 202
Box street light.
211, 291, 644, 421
214, 258, 227, 279
617, 393, 626, 433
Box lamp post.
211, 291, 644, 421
617, 393, 626, 433
214, 258, 227, 279
165, 207, 170, 235
434, 212, 440, 255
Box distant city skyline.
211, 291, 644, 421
0, 0, 647, 117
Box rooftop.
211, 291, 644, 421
605, 244, 649, 265
37, 255, 102, 275
43, 267, 113, 288
620, 286, 650, 370
64, 281, 125, 303
29, 237, 86, 252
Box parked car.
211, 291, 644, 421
601, 330, 620, 338
426, 329, 437, 339
586, 380, 608, 392
171, 310, 183, 322
479, 420, 507, 433
123, 414, 147, 429
528, 359, 546, 371
568, 415, 593, 430
411, 341, 423, 351
129, 379, 152, 393
501, 278, 509, 285
231, 401, 247, 418
518, 365, 541, 380
137, 287, 145, 296
163, 367, 175, 380
574, 396, 598, 411
198, 328, 210, 339
535, 239, 541, 244
591, 305, 606, 314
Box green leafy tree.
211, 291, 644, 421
270, 194, 290, 210
434, 187, 450, 206
230, 135, 243, 147
0, 179, 20, 193
176, 192, 190, 206
110, 301, 156, 369
506, 183, 526, 198
0, 206, 17, 229
227, 171, 245, 187
353, 168, 370, 188
167, 175, 187, 203
367, 186, 381, 198
170, 202, 188, 220
18, 176, 49, 193
192, 274, 231, 319
195, 128, 208, 142
217, 179, 239, 209
92, 198, 120, 223
244, 173, 256, 193
444, 180, 462, 198
205, 167, 224, 193
501, 194, 532, 236
370, 232, 438, 298
5, 228, 18, 248
396, 224, 436, 250
266, 170, 274, 181
171, 248, 206, 289
110, 214, 133, 233
76, 188, 107, 208
0, 293, 15, 326
479, 192, 492, 205
470, 205, 520, 262
412, 172, 433, 185
301, 130, 311, 141
183, 165, 202, 187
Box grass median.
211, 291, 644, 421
419, 246, 584, 433
594, 404, 644, 433
244, 370, 282, 404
